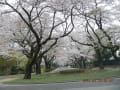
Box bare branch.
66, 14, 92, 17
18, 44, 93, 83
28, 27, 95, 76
70, 36, 93, 47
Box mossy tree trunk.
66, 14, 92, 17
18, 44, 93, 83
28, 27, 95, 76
95, 48, 104, 70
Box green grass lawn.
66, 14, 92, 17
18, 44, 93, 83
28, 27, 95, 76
5, 68, 120, 84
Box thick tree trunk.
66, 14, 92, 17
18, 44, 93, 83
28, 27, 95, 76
43, 55, 55, 72
24, 63, 33, 79
33, 64, 36, 73
95, 48, 104, 70
45, 60, 50, 72
83, 59, 86, 69
43, 56, 50, 72
99, 60, 104, 69
36, 61, 41, 74
35, 57, 42, 74
80, 60, 82, 68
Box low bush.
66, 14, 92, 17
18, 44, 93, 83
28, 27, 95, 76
10, 66, 19, 75
0, 55, 17, 75
59, 68, 85, 74
18, 67, 25, 74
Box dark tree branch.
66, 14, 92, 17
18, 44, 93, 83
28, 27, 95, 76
41, 38, 58, 56
70, 36, 93, 47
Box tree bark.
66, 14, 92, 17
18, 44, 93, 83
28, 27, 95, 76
36, 61, 41, 74
95, 48, 104, 70
79, 60, 82, 68
44, 58, 50, 72
24, 62, 33, 79
83, 59, 86, 69
43, 56, 50, 72
35, 58, 42, 74
99, 61, 104, 69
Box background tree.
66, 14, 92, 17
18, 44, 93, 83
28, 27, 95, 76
70, 0, 120, 69
0, 0, 74, 79
43, 55, 56, 72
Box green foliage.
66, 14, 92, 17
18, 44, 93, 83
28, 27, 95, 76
41, 66, 45, 73
101, 48, 112, 60
9, 51, 28, 68
18, 67, 25, 74
9, 51, 28, 74
10, 66, 19, 75
0, 55, 17, 75
94, 47, 112, 62
0, 54, 28, 75
93, 47, 120, 67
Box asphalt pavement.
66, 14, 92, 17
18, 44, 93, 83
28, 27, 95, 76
0, 78, 120, 90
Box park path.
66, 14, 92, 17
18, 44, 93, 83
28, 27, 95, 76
0, 74, 23, 83
0, 78, 18, 83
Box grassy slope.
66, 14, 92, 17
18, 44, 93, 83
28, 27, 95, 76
6, 68, 120, 84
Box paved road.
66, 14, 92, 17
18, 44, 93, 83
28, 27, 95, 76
0, 78, 120, 90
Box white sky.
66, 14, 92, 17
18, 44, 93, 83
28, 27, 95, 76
8, 0, 16, 3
